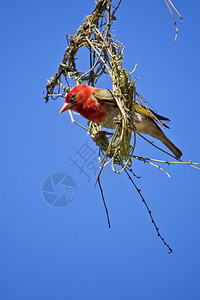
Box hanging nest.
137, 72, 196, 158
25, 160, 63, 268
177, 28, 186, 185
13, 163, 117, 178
43, 0, 200, 253
44, 0, 192, 176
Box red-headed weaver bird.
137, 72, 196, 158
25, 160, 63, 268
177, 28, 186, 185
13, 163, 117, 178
60, 84, 182, 158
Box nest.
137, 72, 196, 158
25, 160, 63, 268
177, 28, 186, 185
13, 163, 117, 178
43, 0, 199, 253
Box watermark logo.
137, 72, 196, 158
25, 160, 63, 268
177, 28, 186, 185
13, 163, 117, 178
42, 173, 77, 207
69, 141, 99, 182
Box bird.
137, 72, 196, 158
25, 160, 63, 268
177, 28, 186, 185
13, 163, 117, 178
59, 84, 182, 158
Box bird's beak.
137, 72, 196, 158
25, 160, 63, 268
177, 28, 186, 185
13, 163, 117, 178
59, 102, 73, 114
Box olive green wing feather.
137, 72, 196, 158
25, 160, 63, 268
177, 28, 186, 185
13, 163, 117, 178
94, 89, 170, 128
93, 89, 117, 105
134, 103, 170, 128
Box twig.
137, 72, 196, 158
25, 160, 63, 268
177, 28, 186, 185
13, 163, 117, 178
94, 155, 108, 187
125, 168, 173, 253
44, 0, 110, 102
97, 177, 111, 228
85, 36, 111, 75
167, 0, 183, 20
111, 0, 122, 18
163, 0, 183, 42
134, 156, 200, 171
68, 110, 88, 131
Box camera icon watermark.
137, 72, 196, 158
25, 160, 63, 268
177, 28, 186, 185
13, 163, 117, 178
42, 172, 77, 207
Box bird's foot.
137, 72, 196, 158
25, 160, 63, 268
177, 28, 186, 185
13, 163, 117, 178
92, 131, 112, 152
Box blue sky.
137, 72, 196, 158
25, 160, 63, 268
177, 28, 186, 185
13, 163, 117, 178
1, 0, 200, 299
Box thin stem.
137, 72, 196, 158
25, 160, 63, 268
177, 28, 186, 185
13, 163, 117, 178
97, 177, 111, 228
163, 0, 182, 41
125, 168, 173, 253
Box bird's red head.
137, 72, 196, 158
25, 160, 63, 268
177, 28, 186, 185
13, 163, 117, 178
59, 84, 98, 114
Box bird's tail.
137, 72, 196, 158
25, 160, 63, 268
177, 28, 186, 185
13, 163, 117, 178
135, 117, 182, 158
159, 135, 182, 158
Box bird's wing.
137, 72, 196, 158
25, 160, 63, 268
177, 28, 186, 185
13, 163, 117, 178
135, 103, 170, 120
135, 103, 170, 128
93, 89, 117, 105
94, 89, 170, 128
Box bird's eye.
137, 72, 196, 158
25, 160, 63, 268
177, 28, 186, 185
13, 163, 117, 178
69, 94, 76, 103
